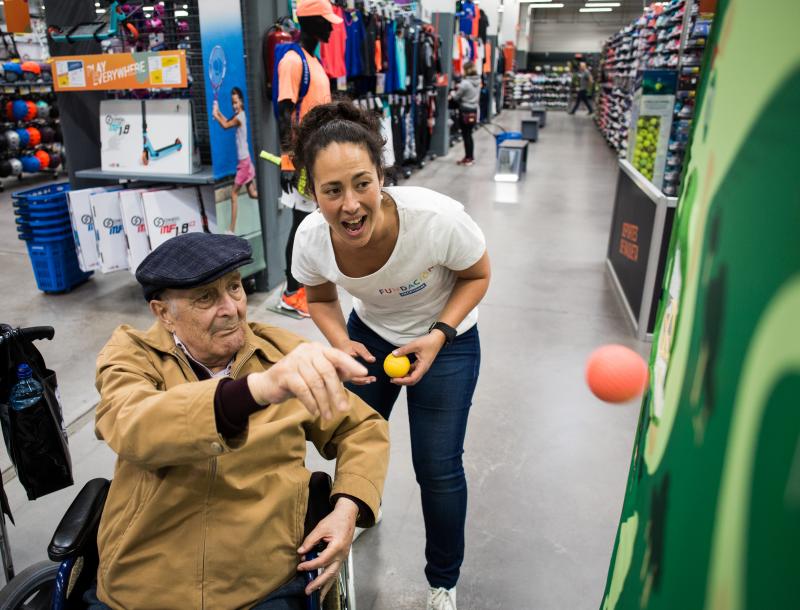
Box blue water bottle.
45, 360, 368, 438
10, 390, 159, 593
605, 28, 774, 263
9, 363, 43, 411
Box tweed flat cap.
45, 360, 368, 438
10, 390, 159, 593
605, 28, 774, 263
136, 232, 253, 301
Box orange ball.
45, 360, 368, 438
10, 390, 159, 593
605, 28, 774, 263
35, 150, 50, 169
585, 344, 649, 403
27, 127, 41, 146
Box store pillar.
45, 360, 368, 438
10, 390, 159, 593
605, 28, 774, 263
431, 12, 454, 158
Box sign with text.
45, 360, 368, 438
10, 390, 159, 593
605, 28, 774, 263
52, 51, 187, 92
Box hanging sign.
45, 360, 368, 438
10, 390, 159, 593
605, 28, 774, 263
4, 0, 31, 34
52, 51, 188, 92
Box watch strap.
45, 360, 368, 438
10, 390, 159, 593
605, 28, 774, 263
429, 321, 457, 346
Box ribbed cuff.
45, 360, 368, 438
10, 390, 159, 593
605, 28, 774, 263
214, 377, 265, 439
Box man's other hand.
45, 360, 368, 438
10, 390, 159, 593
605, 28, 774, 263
296, 497, 359, 598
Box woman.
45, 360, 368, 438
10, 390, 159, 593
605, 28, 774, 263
290, 101, 490, 610
212, 86, 258, 234
451, 61, 481, 166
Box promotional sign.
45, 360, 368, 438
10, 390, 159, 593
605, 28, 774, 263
3, 0, 31, 34
627, 71, 677, 190
197, 0, 256, 180
53, 51, 187, 92
601, 1, 800, 608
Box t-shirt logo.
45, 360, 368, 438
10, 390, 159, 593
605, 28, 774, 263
378, 266, 435, 297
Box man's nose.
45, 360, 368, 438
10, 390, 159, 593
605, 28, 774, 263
216, 292, 239, 316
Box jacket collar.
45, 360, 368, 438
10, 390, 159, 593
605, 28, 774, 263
138, 320, 284, 366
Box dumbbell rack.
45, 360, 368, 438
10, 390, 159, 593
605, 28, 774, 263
0, 78, 64, 192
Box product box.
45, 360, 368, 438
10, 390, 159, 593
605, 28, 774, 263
627, 71, 677, 190
90, 190, 129, 273
141, 187, 204, 251
67, 186, 118, 272
100, 99, 197, 175
119, 188, 158, 275
99, 99, 143, 173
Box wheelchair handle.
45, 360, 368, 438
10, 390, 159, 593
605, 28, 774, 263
19, 326, 55, 342
0, 325, 55, 346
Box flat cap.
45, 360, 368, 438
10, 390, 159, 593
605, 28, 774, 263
136, 232, 253, 301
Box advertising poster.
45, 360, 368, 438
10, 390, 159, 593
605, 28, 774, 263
53, 51, 187, 92
601, 1, 800, 609
197, 0, 256, 182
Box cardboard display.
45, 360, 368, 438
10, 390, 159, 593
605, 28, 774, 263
90, 190, 128, 273
141, 188, 204, 251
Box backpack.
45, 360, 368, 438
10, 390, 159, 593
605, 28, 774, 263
272, 42, 310, 122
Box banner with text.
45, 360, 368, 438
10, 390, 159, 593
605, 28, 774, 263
52, 51, 187, 92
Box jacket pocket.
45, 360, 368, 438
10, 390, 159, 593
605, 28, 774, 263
100, 471, 158, 578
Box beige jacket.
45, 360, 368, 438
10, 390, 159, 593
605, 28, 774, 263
94, 322, 389, 609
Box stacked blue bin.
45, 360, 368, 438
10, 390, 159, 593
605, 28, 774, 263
12, 183, 92, 293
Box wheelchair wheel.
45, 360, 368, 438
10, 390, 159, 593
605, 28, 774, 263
0, 560, 58, 610
322, 550, 356, 610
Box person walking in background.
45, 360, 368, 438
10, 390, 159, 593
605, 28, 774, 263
451, 61, 480, 166
569, 61, 594, 115
291, 100, 491, 610
212, 87, 258, 234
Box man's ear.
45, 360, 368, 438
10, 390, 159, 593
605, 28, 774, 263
149, 298, 174, 331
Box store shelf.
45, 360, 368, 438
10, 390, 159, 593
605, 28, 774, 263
75, 166, 215, 184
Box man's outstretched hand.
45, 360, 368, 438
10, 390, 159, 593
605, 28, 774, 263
247, 343, 367, 420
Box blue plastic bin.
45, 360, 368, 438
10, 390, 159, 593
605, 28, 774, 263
494, 131, 523, 155
25, 237, 92, 293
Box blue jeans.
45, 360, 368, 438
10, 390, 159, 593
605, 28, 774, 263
346, 311, 480, 589
84, 575, 307, 609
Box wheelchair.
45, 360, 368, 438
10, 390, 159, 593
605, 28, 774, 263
0, 473, 356, 610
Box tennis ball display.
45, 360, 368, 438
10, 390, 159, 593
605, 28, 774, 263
631, 115, 660, 181
383, 354, 411, 378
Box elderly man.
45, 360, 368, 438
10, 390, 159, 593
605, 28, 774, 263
90, 233, 389, 609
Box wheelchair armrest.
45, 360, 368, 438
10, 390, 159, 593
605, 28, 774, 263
48, 478, 110, 562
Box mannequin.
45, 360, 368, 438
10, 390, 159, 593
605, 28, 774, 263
276, 8, 339, 316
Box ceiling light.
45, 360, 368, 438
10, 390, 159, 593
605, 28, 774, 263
175, 9, 188, 16
526, 2, 565, 7
519, 0, 553, 3
584, 2, 621, 6
580, 6, 612, 11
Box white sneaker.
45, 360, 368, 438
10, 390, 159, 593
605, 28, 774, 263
427, 586, 457, 610
353, 507, 382, 542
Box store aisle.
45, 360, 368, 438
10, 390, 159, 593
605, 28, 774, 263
0, 110, 644, 609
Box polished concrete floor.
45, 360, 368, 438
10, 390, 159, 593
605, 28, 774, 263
0, 110, 645, 609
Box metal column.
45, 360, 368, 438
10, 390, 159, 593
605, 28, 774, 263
430, 12, 454, 158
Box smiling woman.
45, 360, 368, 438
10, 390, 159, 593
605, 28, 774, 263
289, 100, 491, 610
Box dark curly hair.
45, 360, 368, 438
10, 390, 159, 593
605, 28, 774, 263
292, 100, 386, 194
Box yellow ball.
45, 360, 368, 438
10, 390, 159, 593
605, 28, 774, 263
383, 354, 411, 378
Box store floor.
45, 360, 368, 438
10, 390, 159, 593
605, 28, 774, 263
0, 110, 644, 609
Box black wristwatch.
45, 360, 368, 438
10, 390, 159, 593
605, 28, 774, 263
429, 321, 457, 346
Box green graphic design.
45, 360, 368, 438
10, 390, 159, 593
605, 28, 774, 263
601, 1, 800, 608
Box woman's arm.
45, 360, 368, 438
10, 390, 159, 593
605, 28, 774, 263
307, 282, 376, 383
436, 249, 491, 332
306, 282, 350, 348
391, 250, 491, 386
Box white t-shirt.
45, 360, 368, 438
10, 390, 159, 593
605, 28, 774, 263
235, 111, 249, 161
292, 186, 486, 345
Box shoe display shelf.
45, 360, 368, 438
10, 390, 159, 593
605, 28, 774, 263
596, 0, 716, 191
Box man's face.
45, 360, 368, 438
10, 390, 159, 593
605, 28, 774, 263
151, 272, 248, 369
